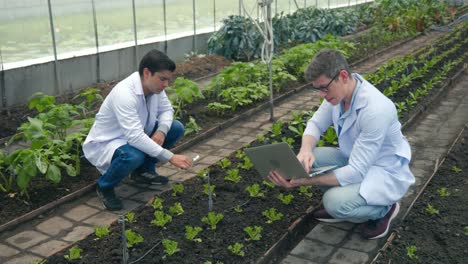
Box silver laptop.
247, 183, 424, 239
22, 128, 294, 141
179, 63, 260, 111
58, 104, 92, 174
245, 142, 337, 180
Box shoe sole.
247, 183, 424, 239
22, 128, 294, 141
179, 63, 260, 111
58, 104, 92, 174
368, 203, 400, 240
96, 188, 123, 211
316, 217, 367, 224
131, 176, 168, 185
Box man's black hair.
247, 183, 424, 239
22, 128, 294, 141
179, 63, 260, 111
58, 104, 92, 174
138, 49, 176, 76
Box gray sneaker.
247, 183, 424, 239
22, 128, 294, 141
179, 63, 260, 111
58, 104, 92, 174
131, 171, 169, 185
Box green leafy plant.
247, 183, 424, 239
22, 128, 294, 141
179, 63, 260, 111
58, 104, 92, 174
246, 183, 264, 198
202, 212, 224, 230
151, 210, 173, 228
217, 158, 231, 169
152, 197, 164, 210
167, 77, 204, 119
271, 120, 283, 137
425, 204, 439, 215
64, 245, 82, 260
281, 137, 295, 147
227, 242, 245, 257
185, 225, 203, 242
184, 116, 201, 136
256, 134, 265, 142
262, 180, 275, 189
125, 229, 144, 248
437, 187, 451, 197
0, 150, 14, 193
197, 168, 210, 178
224, 168, 242, 183
238, 156, 254, 170
406, 245, 418, 260
169, 202, 185, 216
464, 226, 468, 236
125, 212, 136, 223
244, 226, 263, 241
94, 226, 110, 239
278, 193, 294, 205
263, 208, 284, 224
171, 183, 185, 196
299, 186, 313, 198
162, 239, 181, 256
451, 165, 462, 173
203, 183, 216, 197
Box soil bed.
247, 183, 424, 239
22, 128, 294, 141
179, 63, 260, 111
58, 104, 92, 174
45, 119, 323, 264
375, 126, 468, 264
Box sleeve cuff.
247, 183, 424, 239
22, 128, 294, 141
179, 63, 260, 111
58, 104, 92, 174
157, 124, 170, 136
156, 149, 174, 163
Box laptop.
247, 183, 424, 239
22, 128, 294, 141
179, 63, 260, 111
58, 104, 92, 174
244, 142, 337, 180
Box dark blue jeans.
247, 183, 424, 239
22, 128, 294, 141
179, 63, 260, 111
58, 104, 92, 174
97, 120, 184, 189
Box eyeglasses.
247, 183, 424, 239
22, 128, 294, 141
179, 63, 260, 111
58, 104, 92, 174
310, 71, 340, 92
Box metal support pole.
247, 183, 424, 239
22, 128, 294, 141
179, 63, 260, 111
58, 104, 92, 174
118, 215, 128, 264
328, 0, 330, 9
267, 2, 274, 121
47, 0, 60, 95
239, 0, 242, 16
163, 0, 168, 54
132, 0, 138, 69
0, 48, 7, 114
192, 0, 197, 52
91, 0, 100, 83
305, 0, 307, 8
316, 0, 318, 8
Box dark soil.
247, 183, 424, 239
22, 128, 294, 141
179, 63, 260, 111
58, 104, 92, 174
45, 121, 323, 264
375, 127, 468, 264
0, 159, 100, 227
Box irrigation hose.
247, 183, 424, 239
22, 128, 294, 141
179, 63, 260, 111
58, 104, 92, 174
370, 123, 468, 264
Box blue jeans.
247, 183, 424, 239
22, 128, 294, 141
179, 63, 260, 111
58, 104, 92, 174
313, 147, 392, 221
97, 120, 184, 189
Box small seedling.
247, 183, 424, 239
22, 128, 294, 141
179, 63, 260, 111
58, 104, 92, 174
262, 180, 275, 189
162, 239, 180, 256
235, 150, 246, 159
263, 208, 283, 224
125, 212, 136, 223
33, 261, 46, 264
94, 226, 110, 239
437, 187, 450, 197
451, 165, 462, 173
406, 245, 418, 260
299, 186, 313, 198
152, 197, 164, 210
125, 229, 144, 248
169, 202, 185, 216
234, 205, 243, 213
246, 184, 264, 198
238, 156, 253, 170
244, 226, 263, 241
171, 183, 185, 196
227, 242, 245, 257
64, 245, 82, 260
464, 226, 468, 236
281, 137, 295, 146
256, 134, 265, 142
202, 212, 224, 230
151, 210, 173, 228
425, 204, 439, 215
225, 168, 242, 183
197, 168, 210, 178
217, 158, 231, 169
203, 261, 224, 264
203, 183, 216, 197
278, 193, 294, 205
185, 225, 203, 242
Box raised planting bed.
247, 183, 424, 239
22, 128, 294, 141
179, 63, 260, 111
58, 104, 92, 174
374, 125, 468, 264
45, 111, 324, 264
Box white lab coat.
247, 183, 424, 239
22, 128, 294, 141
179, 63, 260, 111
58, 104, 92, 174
83, 72, 174, 174
304, 74, 414, 205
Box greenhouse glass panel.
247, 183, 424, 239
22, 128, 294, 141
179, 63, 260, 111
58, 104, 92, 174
275, 0, 291, 15
95, 0, 134, 47
241, 0, 260, 20
52, 0, 95, 57
165, 0, 195, 35
135, 0, 165, 41
214, 0, 238, 29
196, 0, 215, 32
0, 0, 53, 64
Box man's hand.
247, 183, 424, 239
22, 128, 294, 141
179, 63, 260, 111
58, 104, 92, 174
170, 154, 193, 170
267, 170, 311, 189
151, 131, 166, 146
297, 150, 315, 173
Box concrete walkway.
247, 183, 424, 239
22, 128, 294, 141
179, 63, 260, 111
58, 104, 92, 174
0, 33, 465, 263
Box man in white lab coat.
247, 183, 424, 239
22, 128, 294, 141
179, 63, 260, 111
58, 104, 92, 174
83, 50, 192, 210
268, 49, 414, 239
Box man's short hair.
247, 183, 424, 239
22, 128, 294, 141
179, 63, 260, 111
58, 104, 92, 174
304, 49, 351, 82
138, 49, 176, 76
